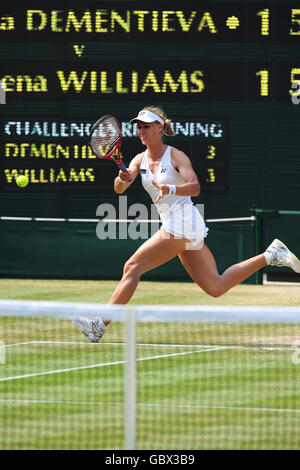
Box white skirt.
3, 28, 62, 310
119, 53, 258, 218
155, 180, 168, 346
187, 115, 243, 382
160, 204, 208, 250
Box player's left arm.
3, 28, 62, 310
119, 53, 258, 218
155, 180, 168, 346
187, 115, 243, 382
152, 148, 200, 202
171, 148, 200, 196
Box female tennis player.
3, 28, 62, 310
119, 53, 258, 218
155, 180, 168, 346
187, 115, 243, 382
74, 106, 300, 342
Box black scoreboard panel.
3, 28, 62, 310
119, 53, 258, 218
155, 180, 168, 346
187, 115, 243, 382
1, 117, 228, 192
1, 1, 300, 218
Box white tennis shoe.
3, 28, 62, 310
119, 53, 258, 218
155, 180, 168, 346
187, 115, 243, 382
265, 239, 300, 273
73, 317, 106, 343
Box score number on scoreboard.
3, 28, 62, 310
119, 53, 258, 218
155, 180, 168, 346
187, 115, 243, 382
0, 6, 300, 101
0, 118, 228, 192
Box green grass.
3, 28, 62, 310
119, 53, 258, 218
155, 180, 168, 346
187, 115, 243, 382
0, 278, 300, 305
0, 279, 300, 450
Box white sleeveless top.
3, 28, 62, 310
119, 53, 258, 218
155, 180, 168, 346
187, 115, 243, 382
139, 146, 208, 247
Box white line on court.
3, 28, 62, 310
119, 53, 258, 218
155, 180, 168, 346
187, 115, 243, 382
5, 340, 218, 348
0, 399, 299, 414
0, 346, 227, 383
5, 340, 220, 348
4, 340, 289, 351
5, 340, 101, 347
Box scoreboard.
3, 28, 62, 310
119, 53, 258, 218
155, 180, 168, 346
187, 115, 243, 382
1, 1, 300, 218
2, 118, 228, 191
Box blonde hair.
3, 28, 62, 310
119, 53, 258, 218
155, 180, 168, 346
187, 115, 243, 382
143, 105, 176, 136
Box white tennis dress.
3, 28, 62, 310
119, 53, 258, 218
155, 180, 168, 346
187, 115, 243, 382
140, 146, 208, 249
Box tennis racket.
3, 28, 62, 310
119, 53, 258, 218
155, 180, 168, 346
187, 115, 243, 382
89, 114, 132, 180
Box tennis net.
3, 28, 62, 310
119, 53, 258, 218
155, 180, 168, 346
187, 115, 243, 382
1, 300, 300, 450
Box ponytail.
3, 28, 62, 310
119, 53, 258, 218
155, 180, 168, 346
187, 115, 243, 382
163, 118, 176, 136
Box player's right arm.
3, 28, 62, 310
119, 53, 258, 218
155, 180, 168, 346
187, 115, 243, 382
114, 153, 143, 194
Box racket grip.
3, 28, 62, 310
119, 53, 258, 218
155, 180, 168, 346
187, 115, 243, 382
119, 162, 132, 181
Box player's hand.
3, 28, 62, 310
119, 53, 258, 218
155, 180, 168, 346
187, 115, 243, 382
118, 169, 131, 182
152, 179, 170, 203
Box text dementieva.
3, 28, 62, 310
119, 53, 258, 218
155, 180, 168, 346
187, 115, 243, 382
3, 9, 219, 34
0, 9, 220, 97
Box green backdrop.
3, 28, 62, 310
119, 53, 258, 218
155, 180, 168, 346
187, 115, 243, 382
0, 218, 255, 283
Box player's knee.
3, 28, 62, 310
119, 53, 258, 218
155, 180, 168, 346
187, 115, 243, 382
123, 259, 142, 279
202, 281, 225, 298
209, 288, 224, 298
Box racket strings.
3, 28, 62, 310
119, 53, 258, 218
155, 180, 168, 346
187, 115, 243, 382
90, 118, 120, 157
90, 136, 117, 156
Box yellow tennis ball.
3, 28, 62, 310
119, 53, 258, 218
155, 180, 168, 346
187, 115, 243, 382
16, 175, 29, 188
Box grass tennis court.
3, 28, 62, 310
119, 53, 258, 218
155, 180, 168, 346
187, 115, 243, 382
1, 279, 300, 450
1, 278, 300, 305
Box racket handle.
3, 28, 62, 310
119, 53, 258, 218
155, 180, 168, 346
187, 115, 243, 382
119, 162, 132, 181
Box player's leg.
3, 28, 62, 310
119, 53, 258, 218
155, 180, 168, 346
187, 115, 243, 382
178, 243, 266, 297
179, 238, 300, 297
73, 229, 188, 342
108, 229, 187, 305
